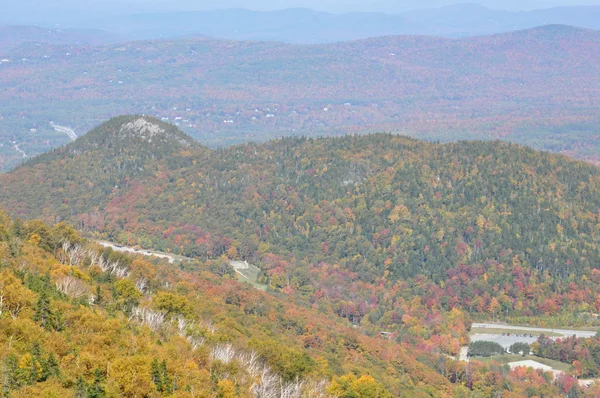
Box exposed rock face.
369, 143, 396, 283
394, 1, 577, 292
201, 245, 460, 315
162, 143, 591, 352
121, 118, 164, 139
119, 117, 192, 147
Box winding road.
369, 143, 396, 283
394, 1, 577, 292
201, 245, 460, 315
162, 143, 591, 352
95, 240, 177, 263
13, 144, 26, 158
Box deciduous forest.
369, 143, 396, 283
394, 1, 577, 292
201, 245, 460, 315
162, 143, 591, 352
1, 115, 600, 394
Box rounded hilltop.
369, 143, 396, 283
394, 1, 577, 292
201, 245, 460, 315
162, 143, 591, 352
22, 115, 199, 169
65, 115, 197, 154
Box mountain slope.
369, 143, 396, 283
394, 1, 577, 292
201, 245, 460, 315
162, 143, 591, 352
1, 25, 599, 171
2, 115, 202, 219
0, 119, 596, 395
0, 211, 466, 397
3, 117, 600, 355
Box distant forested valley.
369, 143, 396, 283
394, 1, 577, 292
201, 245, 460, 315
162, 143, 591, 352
0, 25, 599, 171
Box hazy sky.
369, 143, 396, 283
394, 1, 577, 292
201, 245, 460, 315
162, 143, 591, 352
4, 0, 600, 26
7, 0, 600, 13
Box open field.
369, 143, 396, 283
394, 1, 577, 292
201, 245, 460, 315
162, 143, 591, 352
230, 260, 267, 291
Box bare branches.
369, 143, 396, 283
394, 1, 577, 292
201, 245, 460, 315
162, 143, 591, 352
208, 343, 331, 398
57, 241, 86, 266
6, 301, 26, 320
197, 319, 216, 335
135, 277, 148, 294
96, 256, 129, 278
55, 276, 89, 298
187, 335, 205, 350
129, 306, 166, 331
210, 344, 236, 363
57, 241, 130, 279
250, 368, 280, 398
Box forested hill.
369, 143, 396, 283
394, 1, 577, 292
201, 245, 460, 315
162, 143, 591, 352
28, 115, 197, 164
7, 116, 205, 219
4, 117, 600, 280
3, 117, 600, 359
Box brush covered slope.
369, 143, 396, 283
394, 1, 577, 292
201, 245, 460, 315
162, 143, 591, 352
0, 212, 464, 397
2, 117, 600, 394
2, 209, 588, 396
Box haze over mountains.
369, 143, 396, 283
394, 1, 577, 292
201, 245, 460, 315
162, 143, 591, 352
80, 4, 600, 42
0, 25, 123, 53
5, 0, 600, 22
1, 24, 599, 171
3, 4, 600, 43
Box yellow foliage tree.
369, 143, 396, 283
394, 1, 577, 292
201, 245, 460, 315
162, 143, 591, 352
106, 356, 154, 397
327, 374, 392, 398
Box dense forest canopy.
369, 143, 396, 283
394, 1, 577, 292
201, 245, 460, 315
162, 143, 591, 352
2, 116, 600, 357
0, 209, 462, 397
3, 116, 600, 394
2, 199, 594, 395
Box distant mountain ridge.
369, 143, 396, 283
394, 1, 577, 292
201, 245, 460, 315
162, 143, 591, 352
75, 4, 600, 43
3, 5, 599, 45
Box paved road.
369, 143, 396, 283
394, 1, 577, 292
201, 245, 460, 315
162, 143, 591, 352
472, 323, 596, 338
96, 240, 176, 263
13, 144, 26, 158
50, 123, 78, 140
